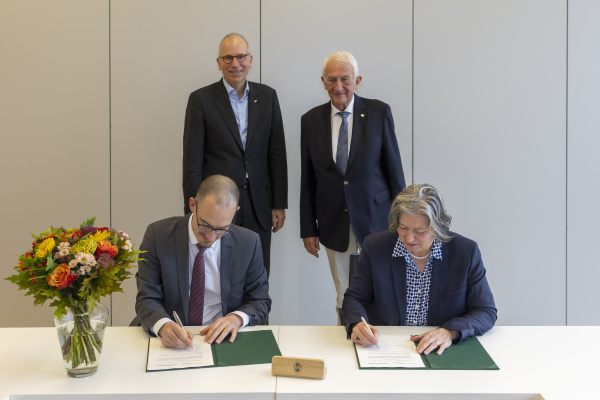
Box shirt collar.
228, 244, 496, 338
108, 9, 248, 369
223, 79, 249, 99
188, 214, 220, 249
392, 236, 443, 260
330, 95, 355, 117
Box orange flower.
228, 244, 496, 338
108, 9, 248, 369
96, 240, 118, 258
46, 263, 77, 289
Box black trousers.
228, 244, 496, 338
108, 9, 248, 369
235, 183, 271, 277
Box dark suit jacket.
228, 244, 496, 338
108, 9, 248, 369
132, 215, 271, 335
182, 80, 288, 230
300, 95, 405, 252
343, 231, 497, 343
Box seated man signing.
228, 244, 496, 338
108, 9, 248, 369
133, 174, 270, 348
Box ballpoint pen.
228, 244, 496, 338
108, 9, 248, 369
361, 316, 379, 348
173, 311, 187, 335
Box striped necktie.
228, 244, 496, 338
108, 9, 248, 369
336, 111, 350, 174
188, 244, 206, 326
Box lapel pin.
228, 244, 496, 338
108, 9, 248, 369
254, 100, 258, 103
361, 114, 365, 117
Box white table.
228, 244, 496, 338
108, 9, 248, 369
275, 326, 600, 400
0, 326, 278, 400
2, 326, 599, 399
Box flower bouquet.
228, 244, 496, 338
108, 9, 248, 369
6, 217, 143, 377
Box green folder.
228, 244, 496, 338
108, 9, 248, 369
356, 336, 498, 370
211, 329, 281, 367
146, 329, 281, 372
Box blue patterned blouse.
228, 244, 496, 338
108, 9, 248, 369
392, 236, 443, 326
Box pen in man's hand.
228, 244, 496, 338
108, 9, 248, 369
361, 316, 379, 348
173, 311, 187, 335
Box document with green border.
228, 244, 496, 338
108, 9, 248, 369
355, 335, 498, 370
146, 329, 281, 372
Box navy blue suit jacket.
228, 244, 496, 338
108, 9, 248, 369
300, 95, 405, 252
343, 231, 497, 342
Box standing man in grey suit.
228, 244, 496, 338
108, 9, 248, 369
183, 33, 287, 276
134, 175, 270, 348
300, 51, 406, 325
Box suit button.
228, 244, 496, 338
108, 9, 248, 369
245, 160, 249, 165
343, 181, 348, 185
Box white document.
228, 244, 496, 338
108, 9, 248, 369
355, 335, 426, 368
146, 335, 214, 371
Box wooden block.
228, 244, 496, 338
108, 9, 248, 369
271, 356, 327, 379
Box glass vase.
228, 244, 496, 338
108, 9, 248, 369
53, 301, 109, 378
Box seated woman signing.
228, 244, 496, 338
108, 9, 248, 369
342, 184, 497, 355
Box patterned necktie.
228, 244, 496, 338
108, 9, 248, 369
336, 111, 350, 174
188, 244, 206, 326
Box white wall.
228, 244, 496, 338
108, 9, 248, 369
0, 0, 596, 328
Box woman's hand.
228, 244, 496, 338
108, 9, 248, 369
351, 322, 380, 347
410, 328, 459, 355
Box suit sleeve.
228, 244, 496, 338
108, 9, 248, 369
299, 115, 320, 238
234, 234, 272, 325
440, 243, 497, 342
182, 92, 205, 214
342, 236, 376, 338
380, 104, 406, 197
268, 90, 288, 210
134, 224, 170, 335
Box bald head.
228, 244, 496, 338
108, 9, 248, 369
195, 174, 240, 208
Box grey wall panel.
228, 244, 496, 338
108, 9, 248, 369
262, 0, 413, 325
413, 0, 566, 325
567, 0, 600, 325
0, 0, 110, 327
110, 0, 261, 326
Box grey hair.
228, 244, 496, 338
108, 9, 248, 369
195, 174, 240, 208
322, 51, 359, 79
389, 184, 453, 242
218, 33, 250, 54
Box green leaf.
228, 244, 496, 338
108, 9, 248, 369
81, 217, 96, 228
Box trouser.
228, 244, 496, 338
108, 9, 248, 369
235, 181, 272, 277
325, 227, 361, 325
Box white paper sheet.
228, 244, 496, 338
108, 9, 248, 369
355, 335, 426, 368
146, 335, 214, 371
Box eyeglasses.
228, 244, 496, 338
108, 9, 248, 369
219, 53, 250, 64
195, 204, 235, 236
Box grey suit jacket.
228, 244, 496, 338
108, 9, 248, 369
132, 215, 271, 335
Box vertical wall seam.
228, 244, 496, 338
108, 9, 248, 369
259, 0, 262, 83
108, 0, 113, 327
411, 0, 415, 185
565, 0, 569, 326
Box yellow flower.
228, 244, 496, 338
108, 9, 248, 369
35, 237, 56, 258
70, 237, 98, 255
90, 230, 110, 243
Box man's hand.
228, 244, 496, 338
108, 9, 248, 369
271, 209, 286, 233
200, 314, 243, 344
158, 321, 194, 348
410, 328, 459, 355
351, 322, 380, 347
303, 237, 320, 258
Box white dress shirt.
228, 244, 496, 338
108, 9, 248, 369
151, 215, 249, 336
330, 95, 355, 162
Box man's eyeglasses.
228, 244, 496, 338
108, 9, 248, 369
219, 53, 250, 64
195, 204, 235, 236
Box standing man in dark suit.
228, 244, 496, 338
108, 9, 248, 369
300, 51, 406, 324
183, 33, 287, 276
134, 175, 270, 348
